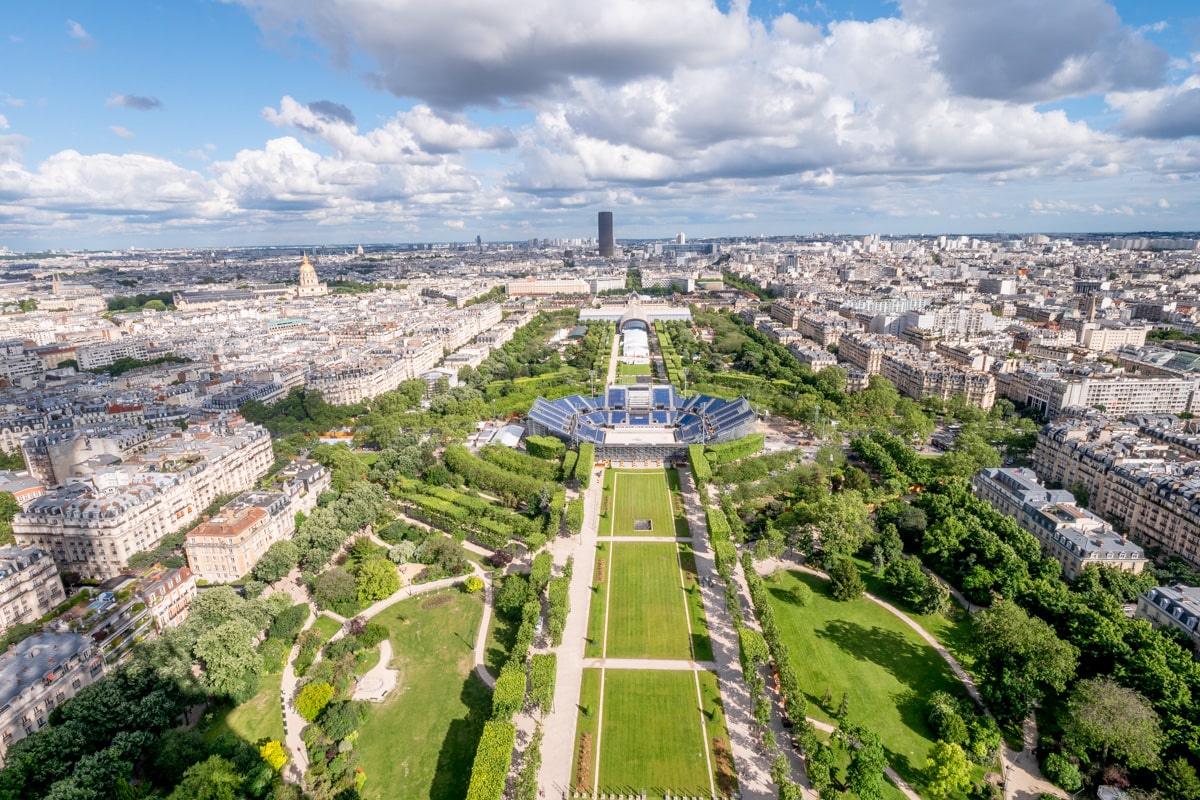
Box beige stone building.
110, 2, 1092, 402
1136, 585, 1200, 652
12, 418, 274, 580
0, 547, 66, 629
185, 461, 328, 583
0, 632, 104, 764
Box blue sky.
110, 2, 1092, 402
0, 0, 1198, 249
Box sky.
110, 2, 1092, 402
0, 0, 1198, 250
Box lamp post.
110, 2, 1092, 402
589, 369, 596, 398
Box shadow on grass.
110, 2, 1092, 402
428, 671, 493, 800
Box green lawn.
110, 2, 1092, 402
665, 469, 690, 537
608, 470, 675, 537
205, 671, 284, 744
616, 363, 652, 376
596, 669, 713, 795
356, 590, 490, 800
678, 544, 714, 662
312, 613, 343, 642
571, 668, 604, 791
767, 570, 982, 797
697, 670, 737, 796
483, 602, 518, 677
606, 542, 693, 660
586, 542, 610, 659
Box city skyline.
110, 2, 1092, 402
0, 0, 1198, 250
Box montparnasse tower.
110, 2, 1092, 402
296, 252, 328, 298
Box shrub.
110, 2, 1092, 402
268, 603, 310, 641
688, 444, 712, 484
259, 638, 291, 674
296, 682, 335, 722
529, 654, 556, 711
492, 664, 528, 720
530, 552, 553, 594
1043, 752, 1082, 792
561, 451, 578, 482
790, 583, 813, 607
575, 443, 594, 488
828, 558, 865, 601
565, 498, 584, 535
358, 622, 389, 649
703, 434, 765, 465
464, 575, 485, 593
547, 576, 569, 646
259, 739, 288, 771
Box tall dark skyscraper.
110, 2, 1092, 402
598, 211, 614, 257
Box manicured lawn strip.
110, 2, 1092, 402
597, 670, 711, 795
767, 570, 980, 796
354, 645, 381, 677
616, 363, 653, 376
586, 542, 610, 659
484, 603, 519, 677
572, 668, 604, 792
205, 671, 284, 744
665, 469, 690, 538
697, 670, 737, 796
677, 544, 714, 662
606, 542, 692, 660
611, 471, 675, 537
355, 590, 489, 800
312, 613, 343, 642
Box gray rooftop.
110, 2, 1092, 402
0, 632, 92, 710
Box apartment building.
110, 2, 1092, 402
185, 461, 328, 583
76, 338, 149, 371
12, 419, 273, 580
997, 368, 1198, 418
0, 547, 66, 628
0, 632, 104, 765
973, 467, 1148, 579
1078, 323, 1150, 353
1033, 417, 1200, 565
1136, 585, 1200, 652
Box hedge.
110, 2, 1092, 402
479, 444, 560, 482
530, 552, 553, 594
688, 444, 712, 484
561, 451, 578, 482
465, 720, 516, 800
445, 444, 552, 506
704, 433, 765, 465
575, 443, 595, 488
565, 498, 584, 535
525, 435, 566, 460
529, 654, 557, 711
492, 664, 528, 720
547, 576, 570, 646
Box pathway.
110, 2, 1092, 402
352, 640, 398, 702
1005, 714, 1067, 800
677, 466, 776, 800
606, 330, 620, 386
538, 466, 604, 795
473, 574, 497, 689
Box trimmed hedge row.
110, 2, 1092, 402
445, 444, 553, 506
547, 575, 569, 646
480, 444, 561, 482
529, 653, 556, 711
465, 720, 516, 800
565, 498, 584, 535
561, 451, 578, 482
575, 443, 595, 488
492, 664, 528, 720
525, 435, 566, 460
704, 433, 765, 465
689, 444, 712, 486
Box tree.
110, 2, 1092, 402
252, 540, 299, 583
167, 756, 243, 800
972, 599, 1078, 720
845, 726, 888, 800
1062, 677, 1163, 769
1159, 758, 1200, 800
800, 492, 873, 565
829, 558, 865, 601
924, 741, 971, 799
194, 619, 260, 700
1042, 752, 1082, 792
296, 682, 335, 722
313, 567, 357, 611
355, 558, 400, 604
790, 583, 813, 607
0, 491, 19, 545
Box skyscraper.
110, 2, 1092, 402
598, 211, 614, 257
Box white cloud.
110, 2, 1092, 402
443, 219, 465, 229
0, 115, 7, 131
107, 94, 163, 111
0, 94, 23, 108
108, 125, 134, 138
66, 19, 93, 45
1108, 75, 1200, 139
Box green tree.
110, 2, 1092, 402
1042, 752, 1081, 792
829, 558, 865, 602
845, 726, 888, 800
355, 558, 400, 604
252, 539, 299, 583
313, 567, 357, 611
194, 619, 260, 700
1062, 677, 1162, 769
1159, 758, 1200, 800
800, 491, 873, 565
0, 490, 19, 545
167, 756, 243, 800
924, 740, 971, 799
972, 600, 1078, 720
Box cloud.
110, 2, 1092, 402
108, 125, 134, 138
444, 219, 465, 228
897, 0, 1166, 102
307, 100, 355, 125
0, 94, 23, 108
232, 0, 750, 107
66, 19, 93, 44
107, 94, 163, 111
0, 116, 6, 131
1109, 76, 1200, 139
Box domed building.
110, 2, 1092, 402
295, 252, 328, 298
